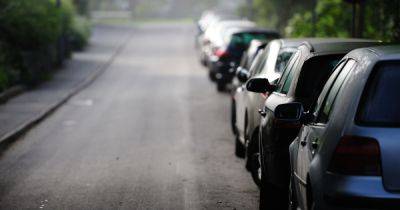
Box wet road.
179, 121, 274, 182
0, 23, 258, 209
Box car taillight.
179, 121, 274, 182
329, 136, 381, 176
214, 49, 229, 58
203, 39, 210, 45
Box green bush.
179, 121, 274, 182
68, 16, 91, 51
0, 66, 9, 91
284, 0, 399, 41
285, 0, 351, 38
0, 0, 91, 90
0, 1, 62, 50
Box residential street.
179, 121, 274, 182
0, 23, 259, 210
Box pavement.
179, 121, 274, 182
0, 25, 133, 146
0, 23, 259, 209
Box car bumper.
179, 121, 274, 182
318, 172, 400, 210
209, 59, 235, 83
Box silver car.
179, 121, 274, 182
282, 45, 400, 210
233, 39, 300, 186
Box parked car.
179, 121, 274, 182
233, 39, 303, 187
231, 40, 267, 136
197, 10, 240, 34
199, 20, 255, 67
246, 39, 381, 209
286, 45, 399, 210
196, 12, 241, 60
209, 27, 280, 91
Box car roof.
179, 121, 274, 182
227, 27, 280, 36
365, 45, 400, 58
346, 45, 400, 64
277, 38, 316, 48
300, 38, 381, 54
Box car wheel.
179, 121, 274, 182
235, 136, 245, 158
249, 152, 261, 188
259, 170, 274, 210
288, 175, 298, 210
246, 134, 261, 187
259, 168, 288, 210
208, 71, 216, 82
230, 98, 237, 135
216, 82, 225, 92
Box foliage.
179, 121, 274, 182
286, 0, 351, 38
0, 0, 91, 90
253, 0, 400, 42
0, 1, 62, 50
68, 16, 91, 51
73, 0, 90, 16
252, 0, 313, 31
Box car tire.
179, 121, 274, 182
209, 71, 216, 82
246, 134, 261, 187
259, 169, 288, 210
231, 98, 237, 135
235, 137, 245, 158
288, 175, 298, 210
259, 172, 274, 210
216, 82, 225, 92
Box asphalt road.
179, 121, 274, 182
0, 23, 258, 209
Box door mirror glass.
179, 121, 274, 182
274, 102, 304, 122
246, 78, 275, 93
236, 67, 250, 83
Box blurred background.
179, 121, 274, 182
0, 0, 399, 94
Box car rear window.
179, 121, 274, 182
229, 32, 279, 49
295, 54, 343, 109
357, 61, 400, 127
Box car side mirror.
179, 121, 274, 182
236, 67, 249, 83
274, 102, 304, 122
246, 78, 276, 93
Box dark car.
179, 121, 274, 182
209, 27, 280, 91
246, 39, 381, 209
196, 13, 242, 65
233, 39, 302, 187
200, 20, 256, 68
286, 45, 400, 210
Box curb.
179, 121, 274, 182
0, 86, 26, 104
0, 32, 132, 150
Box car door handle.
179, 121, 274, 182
311, 141, 318, 149
300, 140, 307, 146
258, 109, 267, 117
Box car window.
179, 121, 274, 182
295, 54, 343, 110
248, 51, 266, 77
229, 32, 279, 48
281, 63, 297, 94
357, 61, 400, 127
317, 59, 355, 123
275, 50, 295, 73
312, 59, 347, 116
277, 51, 300, 93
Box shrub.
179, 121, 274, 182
0, 0, 91, 90
285, 0, 351, 38
68, 16, 91, 51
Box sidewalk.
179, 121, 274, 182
0, 25, 133, 146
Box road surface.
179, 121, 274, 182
0, 23, 259, 209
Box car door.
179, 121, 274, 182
260, 51, 301, 188
236, 52, 266, 142
294, 59, 356, 210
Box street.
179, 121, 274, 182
0, 23, 259, 209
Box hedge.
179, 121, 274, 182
0, 0, 91, 91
